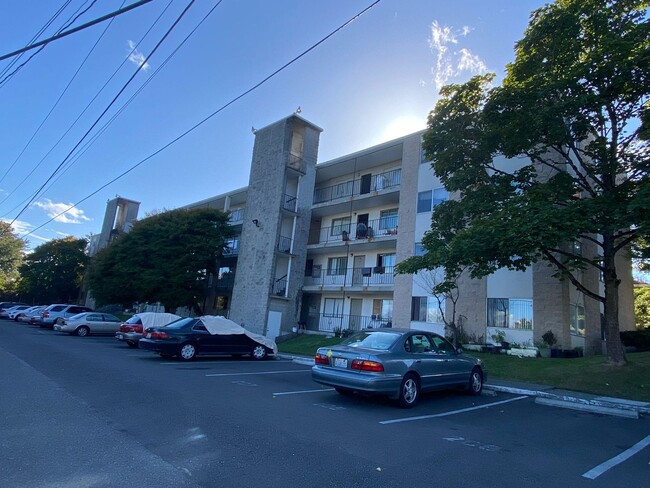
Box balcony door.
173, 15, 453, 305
352, 255, 365, 285
349, 299, 362, 331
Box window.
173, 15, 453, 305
487, 298, 533, 329
214, 296, 228, 310
570, 303, 585, 336
324, 298, 344, 317
408, 334, 433, 353
414, 243, 427, 256
377, 253, 395, 269
411, 296, 445, 323
327, 257, 348, 276
431, 335, 456, 353
372, 299, 393, 321
417, 188, 448, 213
330, 216, 351, 237
379, 209, 398, 230
420, 138, 431, 164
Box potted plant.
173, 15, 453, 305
539, 330, 558, 358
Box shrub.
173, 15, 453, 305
542, 330, 558, 348
620, 330, 650, 352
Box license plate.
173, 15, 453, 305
334, 357, 348, 368
116, 334, 123, 339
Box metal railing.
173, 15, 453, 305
303, 313, 392, 332
271, 276, 287, 297
223, 239, 240, 256
287, 153, 306, 174
278, 235, 292, 253
228, 208, 244, 223
282, 194, 297, 212
313, 168, 401, 205
303, 266, 394, 287
308, 217, 399, 245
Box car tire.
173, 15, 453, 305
251, 345, 268, 360
467, 368, 483, 396
397, 373, 420, 408
335, 387, 354, 397
127, 341, 138, 348
179, 342, 197, 361
76, 326, 90, 337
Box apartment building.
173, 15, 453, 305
127, 114, 635, 354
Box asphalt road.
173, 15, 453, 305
1, 321, 649, 488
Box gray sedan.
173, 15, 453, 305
312, 328, 485, 408
54, 312, 123, 337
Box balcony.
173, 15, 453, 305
313, 168, 401, 205
287, 153, 306, 174
303, 266, 394, 288
308, 217, 398, 245
223, 239, 240, 256
303, 313, 392, 333
282, 194, 297, 212
228, 208, 244, 224
278, 235, 293, 253
271, 276, 287, 297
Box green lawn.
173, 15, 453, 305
278, 335, 650, 402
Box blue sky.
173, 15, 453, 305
0, 0, 547, 248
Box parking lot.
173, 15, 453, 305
1, 322, 649, 488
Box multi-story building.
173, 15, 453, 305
110, 114, 635, 355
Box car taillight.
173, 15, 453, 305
351, 359, 384, 372
314, 353, 330, 365
43, 311, 50, 318
134, 325, 143, 333
150, 331, 169, 339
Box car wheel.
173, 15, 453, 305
76, 326, 90, 337
335, 387, 354, 397
179, 343, 197, 361
397, 373, 420, 408
251, 345, 268, 360
126, 341, 138, 348
467, 368, 483, 396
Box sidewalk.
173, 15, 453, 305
278, 354, 650, 419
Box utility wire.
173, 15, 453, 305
0, 0, 155, 62
9, 0, 197, 226
0, 1, 121, 187
20, 0, 383, 239
0, 1, 98, 88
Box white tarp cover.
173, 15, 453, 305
200, 315, 278, 353
137, 312, 182, 328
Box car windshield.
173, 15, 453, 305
125, 316, 143, 324
341, 331, 401, 350
164, 318, 197, 329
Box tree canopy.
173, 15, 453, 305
0, 221, 25, 295
87, 207, 234, 314
17, 236, 88, 304
397, 0, 649, 365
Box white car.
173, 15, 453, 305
54, 312, 123, 337
10, 305, 43, 321
18, 307, 46, 323
0, 305, 31, 320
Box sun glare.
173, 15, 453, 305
381, 115, 425, 141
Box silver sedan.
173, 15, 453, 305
312, 328, 485, 408
54, 312, 123, 337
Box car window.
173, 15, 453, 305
192, 323, 208, 332
87, 314, 103, 321
69, 313, 86, 320
125, 316, 143, 324
430, 335, 456, 354
165, 318, 198, 329
342, 331, 400, 350
50, 306, 66, 312
103, 314, 120, 322
409, 334, 433, 353
69, 307, 85, 314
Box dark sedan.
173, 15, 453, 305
312, 328, 485, 408
139, 316, 277, 361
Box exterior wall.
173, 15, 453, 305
532, 257, 572, 349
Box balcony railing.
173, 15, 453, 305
303, 266, 394, 287
287, 153, 306, 174
223, 239, 240, 256
303, 313, 392, 332
271, 276, 287, 297
313, 168, 401, 205
278, 235, 292, 253
282, 194, 297, 212
228, 208, 244, 224
308, 217, 398, 245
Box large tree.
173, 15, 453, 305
17, 237, 88, 304
397, 0, 648, 365
87, 207, 234, 314
0, 221, 25, 296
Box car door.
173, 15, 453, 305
191, 323, 216, 353
404, 333, 448, 391
101, 314, 122, 333
429, 334, 472, 386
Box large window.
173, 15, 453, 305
327, 257, 348, 276
330, 216, 351, 237
411, 296, 445, 323
379, 209, 398, 230
487, 298, 533, 329
570, 303, 585, 336
324, 298, 344, 317
417, 188, 448, 213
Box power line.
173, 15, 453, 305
0, 0, 155, 62
10, 0, 198, 226
20, 0, 383, 239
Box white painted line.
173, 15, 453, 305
206, 370, 311, 377
379, 396, 528, 425
159, 360, 293, 365
273, 388, 335, 396
582, 434, 650, 480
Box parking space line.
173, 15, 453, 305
158, 360, 293, 365
379, 396, 528, 425
273, 388, 335, 396
206, 370, 311, 377
582, 434, 650, 480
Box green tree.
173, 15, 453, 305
634, 286, 650, 329
87, 207, 234, 314
17, 237, 88, 304
0, 221, 25, 296
397, 0, 649, 365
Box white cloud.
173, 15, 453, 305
126, 40, 150, 71
428, 21, 488, 90
31, 199, 91, 224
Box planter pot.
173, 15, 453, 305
538, 347, 551, 358
550, 348, 562, 358
506, 348, 538, 358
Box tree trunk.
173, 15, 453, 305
602, 234, 626, 365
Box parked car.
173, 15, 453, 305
139, 316, 277, 361
17, 306, 45, 323
54, 312, 122, 336
0, 305, 31, 319
37, 304, 94, 329
311, 328, 486, 408
0, 302, 28, 317
116, 312, 182, 348
7, 305, 41, 321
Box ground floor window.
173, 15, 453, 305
487, 298, 533, 329
323, 298, 344, 317
570, 303, 585, 336
411, 296, 445, 323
